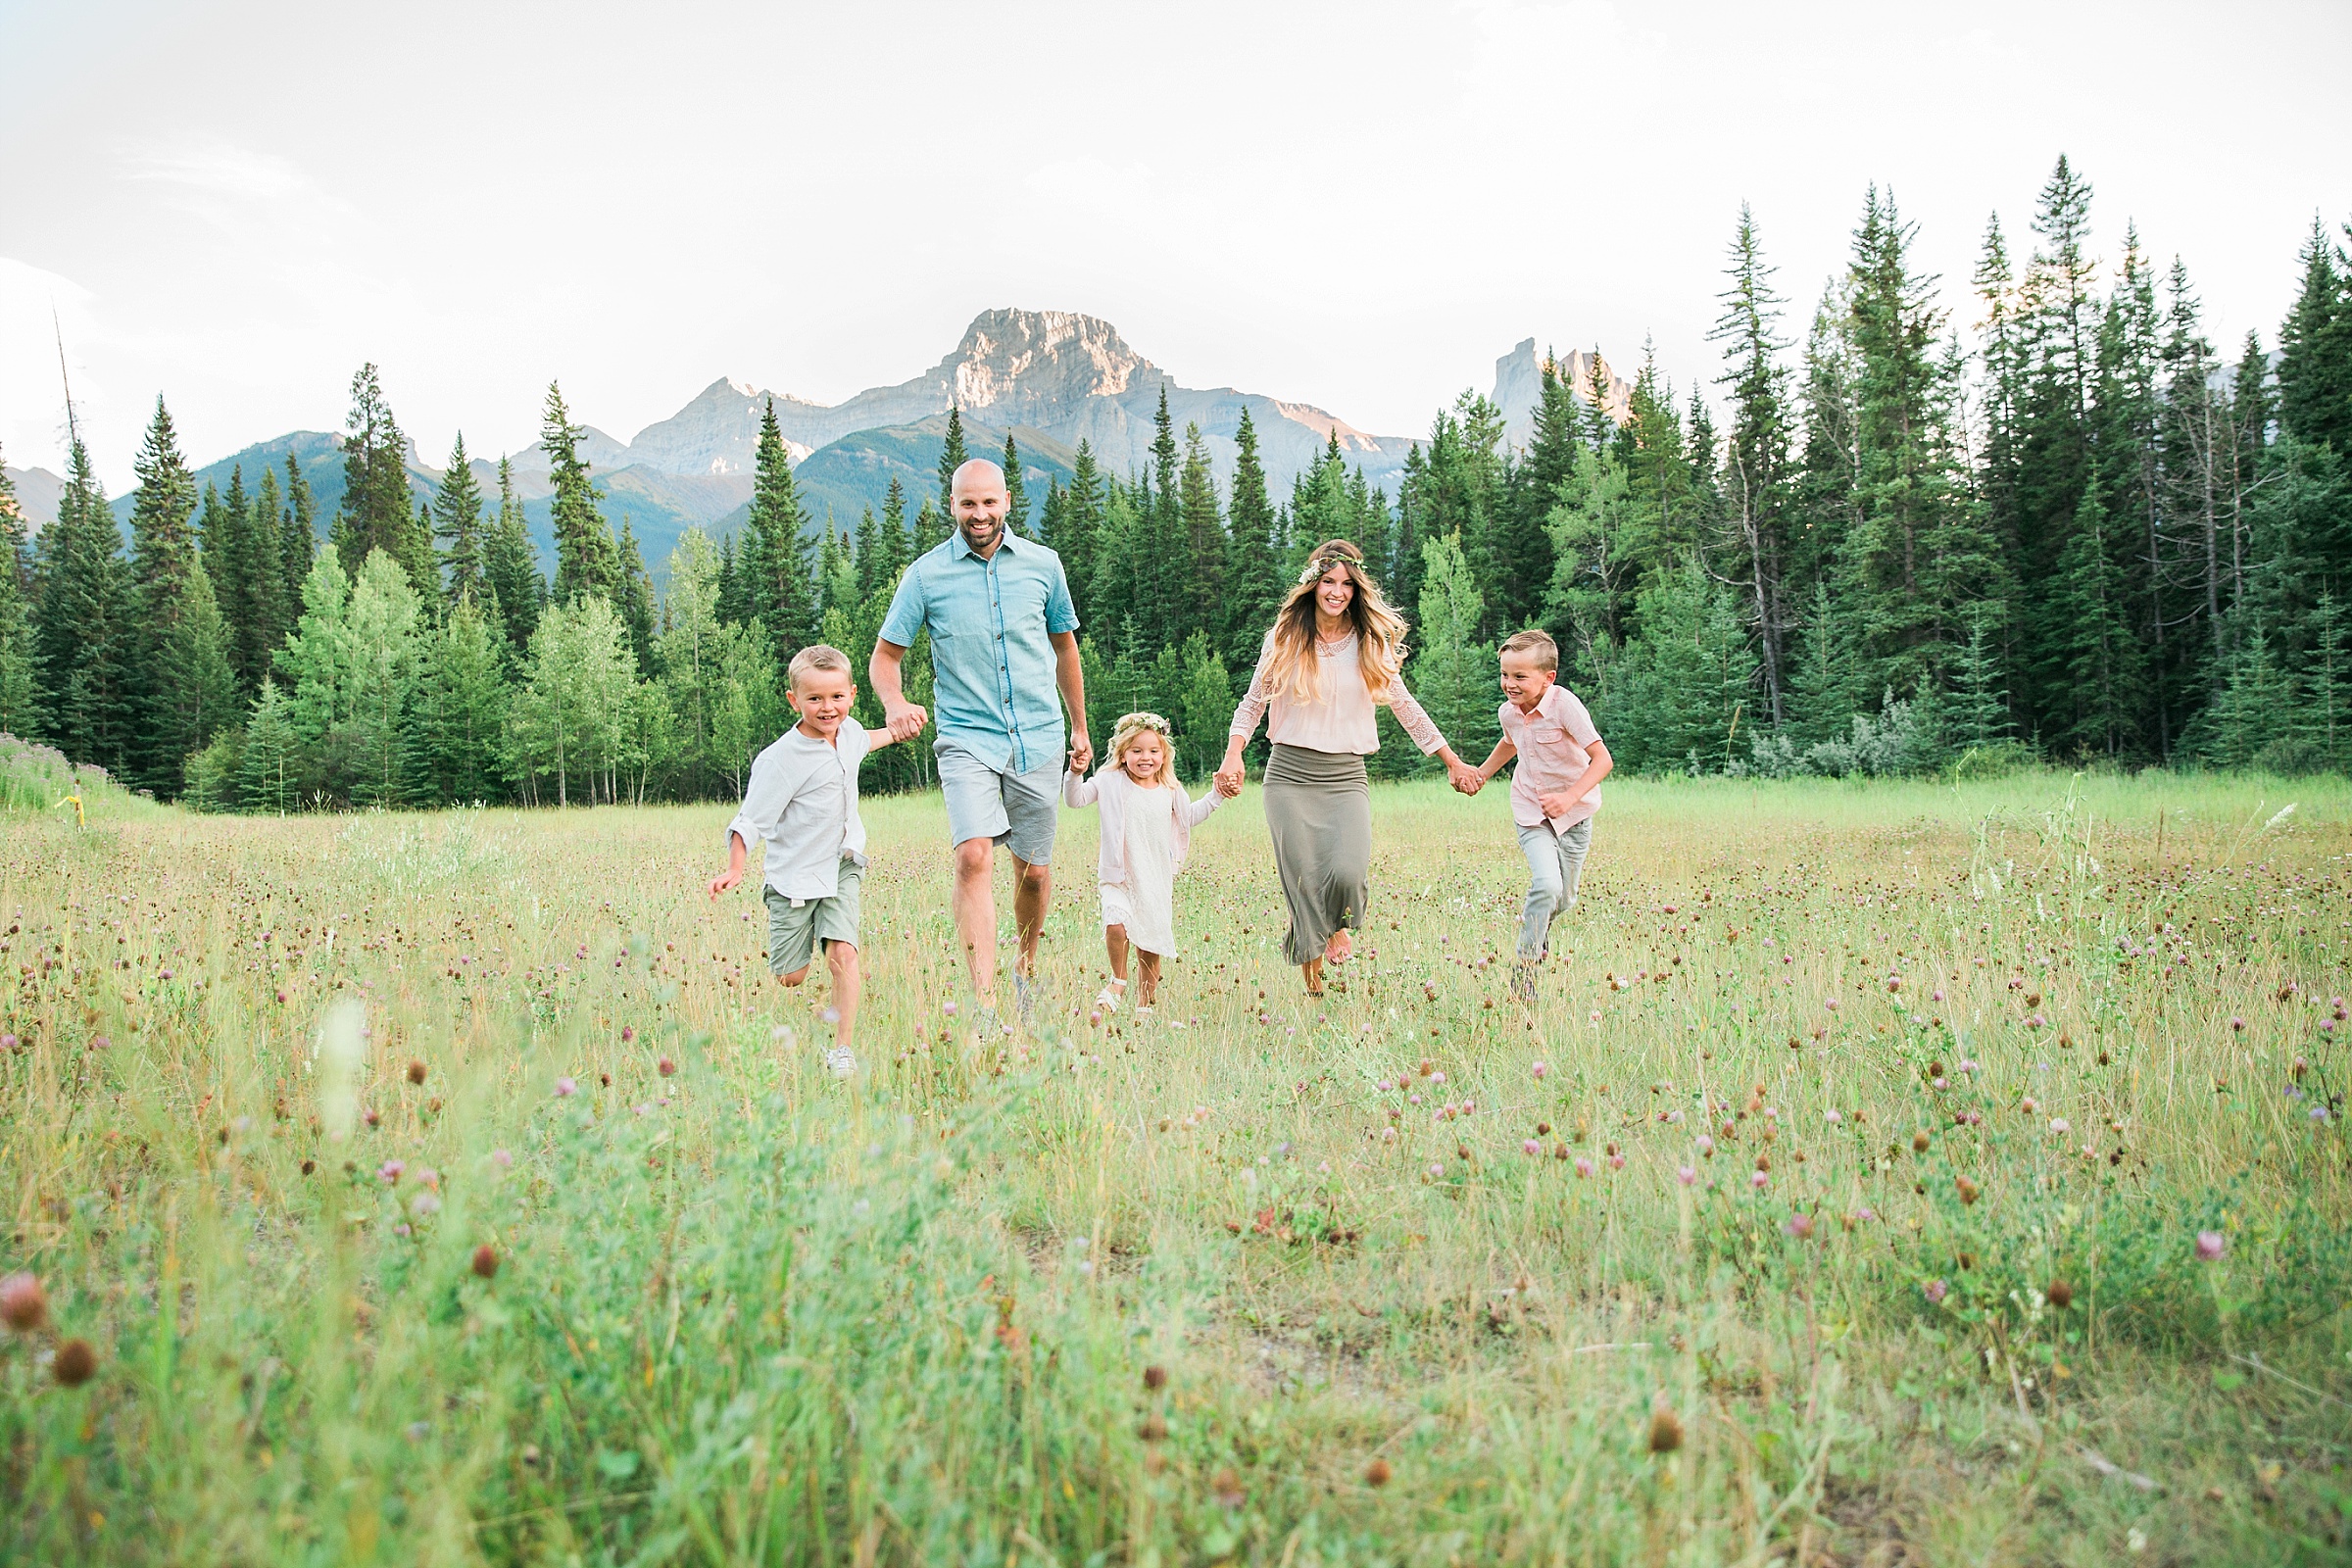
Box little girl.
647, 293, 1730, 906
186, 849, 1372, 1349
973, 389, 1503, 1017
1063, 711, 1227, 1016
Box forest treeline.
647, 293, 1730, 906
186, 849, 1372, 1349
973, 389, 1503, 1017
1, 156, 2349, 809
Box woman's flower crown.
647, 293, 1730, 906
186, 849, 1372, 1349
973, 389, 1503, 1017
1298, 554, 1353, 585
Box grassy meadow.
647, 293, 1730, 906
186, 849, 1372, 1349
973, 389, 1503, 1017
2, 760, 2351, 1565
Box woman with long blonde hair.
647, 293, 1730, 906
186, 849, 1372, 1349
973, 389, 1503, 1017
1215, 540, 1483, 997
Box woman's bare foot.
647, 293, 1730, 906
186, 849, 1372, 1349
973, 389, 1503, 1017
1324, 929, 1353, 966
1300, 957, 1325, 998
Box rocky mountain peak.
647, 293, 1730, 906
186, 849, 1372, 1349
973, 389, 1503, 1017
939, 308, 1155, 415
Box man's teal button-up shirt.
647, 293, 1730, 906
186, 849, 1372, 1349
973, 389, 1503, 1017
879, 530, 1080, 775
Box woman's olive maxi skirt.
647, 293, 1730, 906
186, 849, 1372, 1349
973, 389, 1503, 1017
1262, 743, 1371, 966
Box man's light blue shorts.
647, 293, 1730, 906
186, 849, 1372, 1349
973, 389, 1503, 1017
937, 739, 1061, 864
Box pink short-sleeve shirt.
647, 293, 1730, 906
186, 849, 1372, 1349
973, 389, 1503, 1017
1498, 684, 1602, 834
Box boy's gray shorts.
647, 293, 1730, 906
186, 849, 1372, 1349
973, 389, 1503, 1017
763, 863, 862, 977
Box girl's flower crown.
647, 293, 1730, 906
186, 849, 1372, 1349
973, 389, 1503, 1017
1117, 710, 1172, 737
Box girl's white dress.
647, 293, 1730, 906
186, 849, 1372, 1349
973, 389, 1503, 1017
1106, 788, 1179, 956
1062, 767, 1225, 960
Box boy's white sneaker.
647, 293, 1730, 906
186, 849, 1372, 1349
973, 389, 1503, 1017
823, 1046, 857, 1080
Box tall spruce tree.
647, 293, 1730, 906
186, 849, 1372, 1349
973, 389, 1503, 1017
482, 455, 544, 653
33, 438, 135, 774
612, 515, 656, 670
1002, 432, 1028, 537
2277, 216, 2352, 454
937, 404, 969, 514
1055, 444, 1103, 617
0, 447, 37, 737
219, 463, 291, 698
125, 396, 204, 788
1710, 208, 1796, 725
280, 453, 317, 610
875, 475, 913, 586
1176, 421, 1226, 646
409, 591, 509, 804
237, 676, 302, 812
1837, 187, 1991, 700
331, 365, 432, 592
434, 432, 487, 605
544, 381, 619, 604
743, 397, 816, 673
154, 557, 238, 785
1222, 408, 1282, 671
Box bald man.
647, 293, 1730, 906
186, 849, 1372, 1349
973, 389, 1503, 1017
871, 458, 1090, 1027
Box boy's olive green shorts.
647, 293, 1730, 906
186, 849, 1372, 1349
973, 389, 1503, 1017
763, 863, 863, 977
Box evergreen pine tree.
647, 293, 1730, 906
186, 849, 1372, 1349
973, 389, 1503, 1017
1222, 409, 1281, 671
1055, 445, 1103, 616
876, 475, 913, 585
1972, 215, 2028, 564
544, 381, 619, 604
124, 396, 205, 788
280, 452, 317, 611
1709, 208, 1796, 725
937, 404, 969, 514
482, 455, 545, 653
237, 676, 303, 812
612, 515, 656, 670
331, 365, 431, 592
744, 396, 816, 672
434, 432, 487, 605
1002, 433, 1028, 537
1787, 581, 1864, 746
410, 591, 509, 804
0, 447, 38, 737
155, 557, 238, 786
1946, 613, 2015, 751
2277, 215, 2352, 453
1837, 187, 1994, 701
33, 438, 134, 773
220, 463, 290, 699
1176, 421, 1226, 646
854, 504, 882, 602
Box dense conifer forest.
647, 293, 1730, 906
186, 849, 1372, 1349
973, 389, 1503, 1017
3, 158, 2348, 808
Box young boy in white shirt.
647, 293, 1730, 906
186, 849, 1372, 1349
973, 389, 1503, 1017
708, 645, 903, 1078
1468, 629, 1613, 1004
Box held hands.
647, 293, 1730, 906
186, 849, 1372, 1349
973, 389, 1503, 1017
1447, 762, 1486, 797
1212, 746, 1246, 800
882, 699, 929, 745
1068, 731, 1094, 774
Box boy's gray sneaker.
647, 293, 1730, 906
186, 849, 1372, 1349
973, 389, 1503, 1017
1511, 960, 1540, 1005
824, 1046, 857, 1079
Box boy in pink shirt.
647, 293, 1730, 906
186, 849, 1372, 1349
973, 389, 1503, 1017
1469, 629, 1613, 1003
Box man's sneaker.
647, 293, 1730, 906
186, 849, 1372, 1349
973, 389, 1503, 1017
1013, 972, 1039, 1028
823, 1046, 857, 1079
1511, 960, 1540, 1005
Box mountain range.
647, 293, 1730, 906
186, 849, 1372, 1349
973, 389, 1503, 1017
3, 309, 1632, 580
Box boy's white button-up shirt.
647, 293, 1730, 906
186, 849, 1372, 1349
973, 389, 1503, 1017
726, 719, 872, 902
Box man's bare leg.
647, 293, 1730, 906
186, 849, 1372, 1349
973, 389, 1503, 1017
954, 838, 999, 1006
1011, 854, 1050, 978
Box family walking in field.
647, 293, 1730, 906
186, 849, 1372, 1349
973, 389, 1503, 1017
709, 458, 1612, 1075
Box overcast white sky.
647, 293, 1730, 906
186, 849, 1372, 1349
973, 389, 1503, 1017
3, 0, 2346, 493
